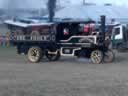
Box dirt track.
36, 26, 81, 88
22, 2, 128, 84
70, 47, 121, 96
0, 47, 128, 96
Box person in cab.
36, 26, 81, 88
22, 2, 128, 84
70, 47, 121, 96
63, 28, 69, 36
83, 24, 90, 35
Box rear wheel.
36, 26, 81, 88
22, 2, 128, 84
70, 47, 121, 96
46, 50, 60, 61
91, 50, 103, 64
104, 50, 115, 63
28, 46, 43, 63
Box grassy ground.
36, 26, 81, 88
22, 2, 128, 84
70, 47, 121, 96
0, 46, 18, 57
0, 47, 128, 96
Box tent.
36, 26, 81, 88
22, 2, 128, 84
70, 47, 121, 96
54, 4, 128, 23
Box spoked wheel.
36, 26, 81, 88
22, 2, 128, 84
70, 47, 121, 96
46, 50, 60, 61
28, 46, 43, 63
91, 50, 103, 64
104, 50, 115, 63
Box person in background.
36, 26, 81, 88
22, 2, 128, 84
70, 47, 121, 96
63, 28, 69, 36
6, 32, 11, 46
0, 36, 2, 46
83, 24, 90, 35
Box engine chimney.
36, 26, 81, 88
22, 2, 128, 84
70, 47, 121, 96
99, 15, 106, 46
101, 15, 106, 36
83, 0, 86, 5
47, 0, 57, 22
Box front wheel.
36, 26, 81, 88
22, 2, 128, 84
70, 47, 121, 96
104, 50, 115, 63
90, 50, 103, 64
27, 46, 43, 63
46, 50, 60, 61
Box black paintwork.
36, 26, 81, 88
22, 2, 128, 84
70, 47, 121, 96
6, 16, 108, 56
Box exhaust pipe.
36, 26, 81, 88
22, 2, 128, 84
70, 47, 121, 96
47, 0, 57, 22
101, 15, 106, 42
99, 15, 106, 46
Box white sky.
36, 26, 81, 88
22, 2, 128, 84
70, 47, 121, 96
70, 0, 128, 6
0, 0, 128, 9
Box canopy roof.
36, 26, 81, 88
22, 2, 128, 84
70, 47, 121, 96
54, 4, 128, 23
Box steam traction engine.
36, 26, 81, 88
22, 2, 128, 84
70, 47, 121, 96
5, 16, 114, 64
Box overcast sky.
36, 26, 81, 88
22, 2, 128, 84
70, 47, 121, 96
71, 0, 128, 6
0, 0, 127, 9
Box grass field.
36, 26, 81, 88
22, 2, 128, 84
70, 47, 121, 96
0, 47, 128, 96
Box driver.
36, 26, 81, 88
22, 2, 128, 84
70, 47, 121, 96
83, 24, 90, 35
63, 28, 69, 36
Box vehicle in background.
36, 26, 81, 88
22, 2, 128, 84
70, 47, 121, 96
111, 24, 128, 51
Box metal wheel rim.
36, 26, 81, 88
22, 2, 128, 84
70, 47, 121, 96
104, 50, 114, 62
91, 51, 102, 64
29, 48, 40, 62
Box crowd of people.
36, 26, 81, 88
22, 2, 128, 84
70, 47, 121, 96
0, 31, 10, 47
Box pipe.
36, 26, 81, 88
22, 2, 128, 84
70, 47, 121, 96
101, 15, 106, 40
47, 0, 57, 22
100, 15, 106, 46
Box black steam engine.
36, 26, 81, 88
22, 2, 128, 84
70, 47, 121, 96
5, 15, 114, 64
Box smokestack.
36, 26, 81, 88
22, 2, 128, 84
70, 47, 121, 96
101, 15, 106, 35
100, 15, 106, 46
83, 0, 86, 5
47, 0, 57, 22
